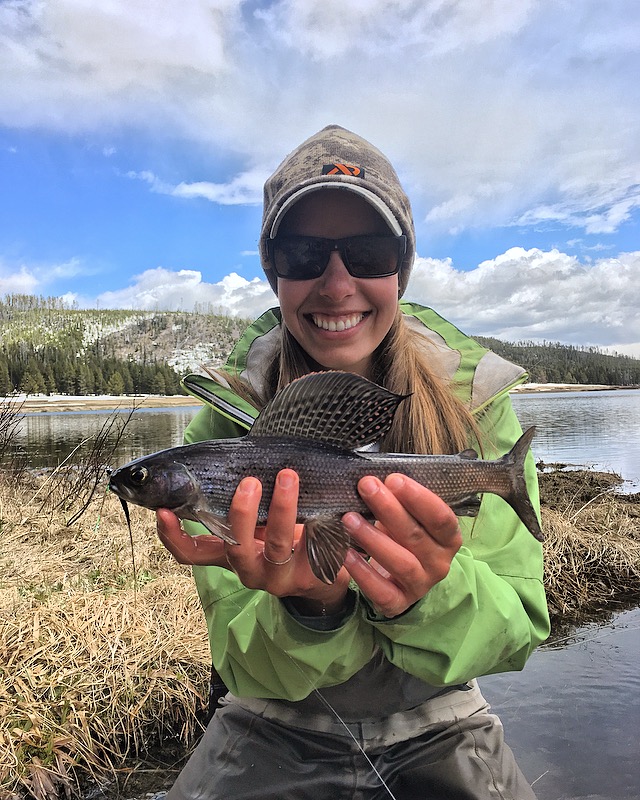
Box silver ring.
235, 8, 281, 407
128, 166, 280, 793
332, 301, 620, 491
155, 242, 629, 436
263, 548, 294, 566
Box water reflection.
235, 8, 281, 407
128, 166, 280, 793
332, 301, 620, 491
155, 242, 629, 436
10, 406, 200, 469
480, 606, 640, 800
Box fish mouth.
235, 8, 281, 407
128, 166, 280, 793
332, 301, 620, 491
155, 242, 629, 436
308, 312, 368, 332
107, 478, 132, 501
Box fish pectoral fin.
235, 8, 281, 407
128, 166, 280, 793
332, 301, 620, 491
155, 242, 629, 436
448, 495, 482, 518
305, 516, 350, 585
189, 507, 239, 545
459, 448, 479, 460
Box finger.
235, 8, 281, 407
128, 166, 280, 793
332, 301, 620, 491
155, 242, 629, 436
343, 548, 410, 618
225, 477, 263, 576
262, 470, 299, 567
359, 475, 462, 550
342, 511, 430, 585
385, 474, 461, 545
156, 509, 226, 566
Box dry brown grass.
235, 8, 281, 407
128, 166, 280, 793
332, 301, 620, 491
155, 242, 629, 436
1, 464, 639, 799
538, 469, 640, 618
0, 474, 210, 800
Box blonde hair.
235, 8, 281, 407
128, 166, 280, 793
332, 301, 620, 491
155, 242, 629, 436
225, 307, 477, 455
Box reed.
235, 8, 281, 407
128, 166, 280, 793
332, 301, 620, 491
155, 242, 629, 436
0, 463, 638, 799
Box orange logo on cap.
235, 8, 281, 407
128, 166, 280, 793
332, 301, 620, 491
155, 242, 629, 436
322, 164, 364, 177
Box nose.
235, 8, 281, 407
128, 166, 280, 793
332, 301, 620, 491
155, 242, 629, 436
318, 250, 356, 299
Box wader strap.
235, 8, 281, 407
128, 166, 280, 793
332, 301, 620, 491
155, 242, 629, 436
207, 665, 229, 723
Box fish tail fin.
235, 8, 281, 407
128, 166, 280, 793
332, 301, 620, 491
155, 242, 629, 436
500, 426, 544, 541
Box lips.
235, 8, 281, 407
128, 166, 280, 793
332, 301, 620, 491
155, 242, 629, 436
309, 312, 366, 332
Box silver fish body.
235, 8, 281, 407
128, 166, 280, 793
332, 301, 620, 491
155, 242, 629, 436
109, 371, 542, 584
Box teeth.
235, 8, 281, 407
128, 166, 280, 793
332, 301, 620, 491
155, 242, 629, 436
311, 313, 364, 331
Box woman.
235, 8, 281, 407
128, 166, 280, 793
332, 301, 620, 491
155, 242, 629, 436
158, 125, 549, 799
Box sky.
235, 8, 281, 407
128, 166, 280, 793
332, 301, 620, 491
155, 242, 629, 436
1, 0, 639, 356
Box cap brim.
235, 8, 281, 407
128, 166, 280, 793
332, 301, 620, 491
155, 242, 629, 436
269, 183, 403, 238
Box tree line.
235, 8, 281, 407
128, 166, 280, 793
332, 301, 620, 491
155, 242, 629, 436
475, 337, 640, 385
0, 342, 183, 397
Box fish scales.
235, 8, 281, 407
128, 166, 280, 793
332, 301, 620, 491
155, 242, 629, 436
109, 371, 543, 584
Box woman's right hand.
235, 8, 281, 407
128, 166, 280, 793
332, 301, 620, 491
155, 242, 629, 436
156, 468, 351, 615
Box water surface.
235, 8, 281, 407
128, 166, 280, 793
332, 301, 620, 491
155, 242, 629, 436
480, 606, 640, 800
511, 389, 640, 490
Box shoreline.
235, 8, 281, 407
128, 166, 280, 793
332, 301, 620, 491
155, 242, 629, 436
510, 382, 637, 394
3, 393, 203, 413
3, 383, 638, 413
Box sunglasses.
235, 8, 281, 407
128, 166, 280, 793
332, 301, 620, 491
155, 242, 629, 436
267, 234, 407, 281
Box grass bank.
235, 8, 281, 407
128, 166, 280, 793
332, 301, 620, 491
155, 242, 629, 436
1, 464, 638, 799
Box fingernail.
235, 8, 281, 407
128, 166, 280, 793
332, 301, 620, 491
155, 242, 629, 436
342, 512, 361, 531
238, 477, 258, 495
277, 470, 295, 489
359, 476, 379, 497
385, 474, 405, 491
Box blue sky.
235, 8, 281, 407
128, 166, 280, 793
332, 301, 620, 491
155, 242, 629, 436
1, 0, 639, 355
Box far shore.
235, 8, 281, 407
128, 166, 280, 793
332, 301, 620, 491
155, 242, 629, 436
3, 393, 203, 413
2, 382, 638, 413
510, 382, 639, 394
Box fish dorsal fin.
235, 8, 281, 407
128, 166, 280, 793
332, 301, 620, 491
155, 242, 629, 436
249, 371, 408, 449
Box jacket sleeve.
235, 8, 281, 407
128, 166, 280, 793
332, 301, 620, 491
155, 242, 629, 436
361, 392, 550, 686
181, 405, 377, 700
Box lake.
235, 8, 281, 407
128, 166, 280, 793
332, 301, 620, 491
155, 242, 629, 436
511, 389, 640, 492
8, 388, 640, 799
8, 388, 640, 490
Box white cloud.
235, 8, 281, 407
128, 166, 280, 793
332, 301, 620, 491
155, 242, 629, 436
405, 247, 640, 351
1, 0, 639, 237
93, 267, 275, 318
0, 263, 38, 294
255, 0, 534, 60
0, 257, 88, 294
127, 168, 266, 206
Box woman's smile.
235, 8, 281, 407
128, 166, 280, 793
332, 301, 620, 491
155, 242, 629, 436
307, 311, 368, 332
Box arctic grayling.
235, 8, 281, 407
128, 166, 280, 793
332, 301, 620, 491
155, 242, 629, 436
108, 371, 542, 584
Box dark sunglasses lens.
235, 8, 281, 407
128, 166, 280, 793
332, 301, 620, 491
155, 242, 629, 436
271, 235, 405, 280
344, 236, 401, 277
272, 238, 329, 279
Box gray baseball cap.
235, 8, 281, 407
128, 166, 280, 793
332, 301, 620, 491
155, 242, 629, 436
260, 125, 416, 296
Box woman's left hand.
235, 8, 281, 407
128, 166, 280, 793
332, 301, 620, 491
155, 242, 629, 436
342, 473, 463, 618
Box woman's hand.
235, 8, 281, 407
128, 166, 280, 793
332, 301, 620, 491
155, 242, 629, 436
156, 469, 350, 614
342, 474, 463, 619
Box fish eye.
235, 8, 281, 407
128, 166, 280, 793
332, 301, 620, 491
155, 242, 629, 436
129, 466, 149, 485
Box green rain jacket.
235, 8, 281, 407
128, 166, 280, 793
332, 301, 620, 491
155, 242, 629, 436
180, 302, 550, 715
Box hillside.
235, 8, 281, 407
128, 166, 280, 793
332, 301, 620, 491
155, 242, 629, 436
1, 295, 639, 396
0, 295, 250, 396
474, 336, 640, 386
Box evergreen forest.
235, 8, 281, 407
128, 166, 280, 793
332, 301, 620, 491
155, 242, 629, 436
0, 295, 248, 396
474, 337, 640, 386
1, 295, 639, 396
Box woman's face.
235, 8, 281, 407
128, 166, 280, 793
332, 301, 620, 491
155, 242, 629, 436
276, 190, 399, 378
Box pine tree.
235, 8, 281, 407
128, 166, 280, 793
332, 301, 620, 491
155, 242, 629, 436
0, 359, 13, 396
106, 371, 125, 395
20, 364, 46, 395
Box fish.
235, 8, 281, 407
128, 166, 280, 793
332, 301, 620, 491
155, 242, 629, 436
108, 371, 543, 584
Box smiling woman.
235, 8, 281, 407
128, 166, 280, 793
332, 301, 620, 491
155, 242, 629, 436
152, 124, 549, 800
